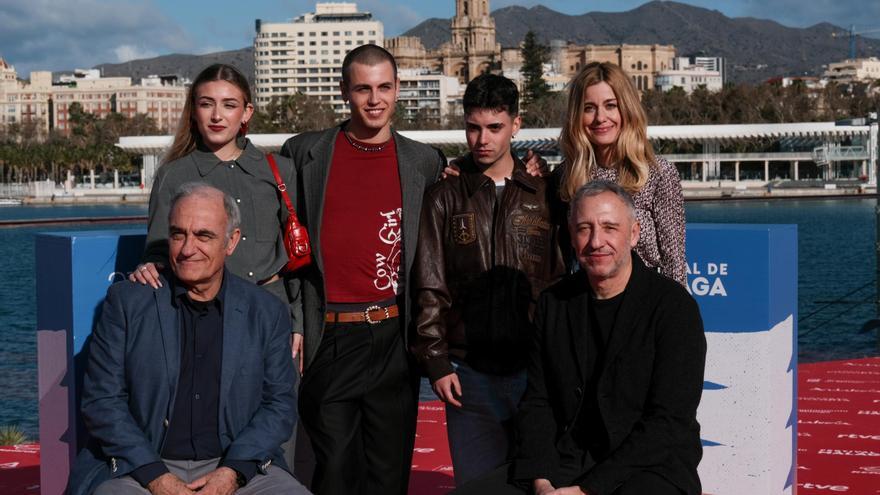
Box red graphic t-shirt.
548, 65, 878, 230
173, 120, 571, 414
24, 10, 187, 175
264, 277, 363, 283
320, 132, 403, 303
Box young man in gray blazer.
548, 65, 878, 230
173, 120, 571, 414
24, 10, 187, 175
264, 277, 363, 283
280, 44, 445, 495
69, 184, 308, 495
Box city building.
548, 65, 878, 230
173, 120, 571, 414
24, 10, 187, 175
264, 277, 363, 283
387, 0, 676, 92
0, 58, 15, 86
766, 76, 826, 90
684, 56, 725, 84
253, 2, 383, 113
0, 61, 51, 132
549, 43, 676, 91
397, 68, 463, 124
824, 57, 880, 84
113, 76, 188, 132
58, 69, 102, 84
0, 59, 186, 135
387, 0, 501, 84
500, 62, 568, 94
655, 57, 723, 93
502, 42, 676, 92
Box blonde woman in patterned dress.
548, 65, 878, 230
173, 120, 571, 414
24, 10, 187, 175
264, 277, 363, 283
558, 61, 687, 286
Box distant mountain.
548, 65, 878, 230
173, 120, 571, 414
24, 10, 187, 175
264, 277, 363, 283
400, 18, 450, 50
93, 47, 254, 85
402, 1, 880, 83
88, 1, 880, 85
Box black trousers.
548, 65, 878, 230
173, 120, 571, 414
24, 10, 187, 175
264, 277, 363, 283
452, 463, 684, 495
298, 317, 419, 495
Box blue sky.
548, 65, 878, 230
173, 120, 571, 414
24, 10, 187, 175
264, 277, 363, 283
0, 0, 876, 76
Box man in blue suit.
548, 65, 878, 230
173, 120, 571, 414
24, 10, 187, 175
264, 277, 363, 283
69, 183, 310, 495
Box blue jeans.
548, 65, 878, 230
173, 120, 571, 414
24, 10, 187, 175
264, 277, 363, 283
445, 359, 527, 487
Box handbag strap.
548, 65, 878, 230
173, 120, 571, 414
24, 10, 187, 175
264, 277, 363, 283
266, 153, 296, 217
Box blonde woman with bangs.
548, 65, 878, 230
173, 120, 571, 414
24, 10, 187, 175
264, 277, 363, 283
558, 61, 686, 286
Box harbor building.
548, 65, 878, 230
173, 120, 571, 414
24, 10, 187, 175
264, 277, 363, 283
0, 60, 186, 136
117, 120, 879, 194
253, 2, 383, 113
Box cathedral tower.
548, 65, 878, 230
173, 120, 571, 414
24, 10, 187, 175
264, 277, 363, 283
448, 0, 498, 82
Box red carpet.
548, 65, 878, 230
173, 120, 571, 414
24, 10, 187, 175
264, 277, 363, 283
0, 444, 39, 494
2, 357, 879, 494
409, 402, 456, 494
797, 357, 880, 494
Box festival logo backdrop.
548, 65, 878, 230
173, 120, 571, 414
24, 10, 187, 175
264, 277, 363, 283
687, 224, 797, 495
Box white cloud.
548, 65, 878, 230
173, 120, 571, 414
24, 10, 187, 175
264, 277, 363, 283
0, 0, 194, 75
114, 45, 159, 63
358, 0, 422, 36
195, 45, 227, 55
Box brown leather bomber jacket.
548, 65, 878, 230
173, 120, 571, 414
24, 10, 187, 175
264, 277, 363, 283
412, 155, 566, 382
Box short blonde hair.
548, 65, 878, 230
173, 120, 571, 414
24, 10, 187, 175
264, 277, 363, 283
558, 62, 655, 201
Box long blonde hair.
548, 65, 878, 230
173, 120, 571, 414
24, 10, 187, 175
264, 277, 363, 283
162, 64, 252, 164
558, 62, 654, 201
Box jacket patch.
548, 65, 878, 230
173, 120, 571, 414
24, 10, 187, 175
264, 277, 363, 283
511, 214, 550, 230
521, 202, 540, 211
452, 213, 477, 245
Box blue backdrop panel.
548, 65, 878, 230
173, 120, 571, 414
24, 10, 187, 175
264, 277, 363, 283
685, 223, 797, 332
36, 230, 146, 495
688, 224, 797, 495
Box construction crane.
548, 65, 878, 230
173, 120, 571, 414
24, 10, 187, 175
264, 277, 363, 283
831, 25, 880, 59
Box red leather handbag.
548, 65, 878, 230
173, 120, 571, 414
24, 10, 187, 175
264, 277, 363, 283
266, 154, 312, 272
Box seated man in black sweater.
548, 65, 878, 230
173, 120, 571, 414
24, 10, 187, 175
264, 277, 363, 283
455, 181, 706, 495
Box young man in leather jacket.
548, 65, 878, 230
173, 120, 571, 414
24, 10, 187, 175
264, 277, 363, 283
411, 73, 565, 486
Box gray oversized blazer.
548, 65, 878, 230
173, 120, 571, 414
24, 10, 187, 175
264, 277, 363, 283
280, 122, 445, 370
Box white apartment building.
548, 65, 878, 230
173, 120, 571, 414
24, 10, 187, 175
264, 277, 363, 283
253, 2, 383, 113
824, 57, 880, 84
397, 68, 463, 123
686, 57, 725, 83
656, 57, 723, 93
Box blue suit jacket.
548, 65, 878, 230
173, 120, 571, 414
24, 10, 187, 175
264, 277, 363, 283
68, 270, 297, 495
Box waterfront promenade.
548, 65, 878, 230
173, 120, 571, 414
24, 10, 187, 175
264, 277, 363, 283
1, 121, 875, 204
2, 357, 879, 494
8, 181, 876, 204
5, 176, 877, 205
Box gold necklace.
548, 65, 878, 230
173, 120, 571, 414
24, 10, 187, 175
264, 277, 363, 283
221, 147, 243, 162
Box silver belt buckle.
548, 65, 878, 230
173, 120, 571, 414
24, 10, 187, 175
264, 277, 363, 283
364, 305, 389, 325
